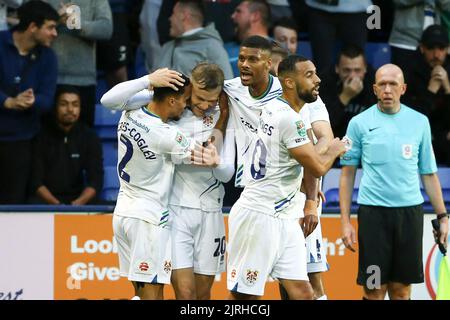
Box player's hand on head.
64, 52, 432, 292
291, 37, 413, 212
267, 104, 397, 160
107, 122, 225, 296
341, 222, 356, 252
148, 68, 185, 91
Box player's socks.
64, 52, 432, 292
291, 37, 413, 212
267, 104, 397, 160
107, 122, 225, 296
316, 295, 327, 300
131, 296, 141, 300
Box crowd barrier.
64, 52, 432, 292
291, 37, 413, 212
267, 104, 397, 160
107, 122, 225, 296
0, 206, 445, 300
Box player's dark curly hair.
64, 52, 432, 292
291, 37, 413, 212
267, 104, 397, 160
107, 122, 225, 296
153, 73, 191, 102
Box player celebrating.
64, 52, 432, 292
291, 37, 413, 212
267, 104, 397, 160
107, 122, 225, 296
226, 55, 346, 299
102, 65, 234, 300
112, 72, 193, 300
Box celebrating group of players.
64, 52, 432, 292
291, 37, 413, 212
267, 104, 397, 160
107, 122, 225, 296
101, 35, 347, 300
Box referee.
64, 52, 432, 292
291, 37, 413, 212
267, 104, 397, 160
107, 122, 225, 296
339, 64, 449, 300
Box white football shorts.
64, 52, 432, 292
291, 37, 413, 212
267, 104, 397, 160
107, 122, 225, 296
170, 205, 226, 275
113, 215, 172, 284
227, 204, 308, 296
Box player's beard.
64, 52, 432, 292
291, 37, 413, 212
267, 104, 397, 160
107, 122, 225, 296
296, 82, 317, 103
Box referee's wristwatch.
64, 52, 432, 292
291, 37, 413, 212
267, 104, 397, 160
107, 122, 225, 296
437, 213, 449, 220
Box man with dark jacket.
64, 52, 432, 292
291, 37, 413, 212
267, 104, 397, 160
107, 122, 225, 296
30, 86, 103, 205
403, 24, 450, 166
320, 45, 377, 139
0, 1, 59, 204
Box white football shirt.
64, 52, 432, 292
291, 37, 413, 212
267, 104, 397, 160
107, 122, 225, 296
236, 96, 311, 219
169, 107, 231, 211
114, 107, 192, 225
224, 75, 283, 187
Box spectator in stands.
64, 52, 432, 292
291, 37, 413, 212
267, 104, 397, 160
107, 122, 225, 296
320, 45, 376, 139
0, 0, 22, 31
271, 17, 298, 54
30, 86, 103, 205
46, 0, 112, 128
154, 0, 233, 79
389, 0, 450, 75
269, 40, 288, 76
305, 0, 371, 74
231, 0, 270, 43
0, 1, 59, 204
340, 64, 449, 300
97, 0, 135, 88
403, 24, 450, 166
266, 0, 291, 22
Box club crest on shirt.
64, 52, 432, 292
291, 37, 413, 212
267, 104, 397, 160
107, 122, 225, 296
243, 269, 259, 286
402, 144, 413, 159
295, 120, 306, 137
202, 115, 214, 128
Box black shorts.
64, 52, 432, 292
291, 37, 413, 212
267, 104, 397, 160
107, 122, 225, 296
357, 204, 424, 286
97, 13, 130, 71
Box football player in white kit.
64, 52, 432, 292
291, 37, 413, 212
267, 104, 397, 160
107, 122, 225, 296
278, 96, 334, 300
101, 65, 235, 300
226, 55, 347, 299
111, 72, 194, 300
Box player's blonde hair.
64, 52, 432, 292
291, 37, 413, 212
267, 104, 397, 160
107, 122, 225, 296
191, 62, 224, 91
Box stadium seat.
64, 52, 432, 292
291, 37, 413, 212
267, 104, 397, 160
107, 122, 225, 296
101, 165, 119, 202
96, 78, 109, 104
224, 41, 240, 78
324, 187, 359, 208
102, 141, 118, 167
94, 104, 121, 140
365, 42, 391, 69
297, 41, 313, 59
134, 45, 148, 78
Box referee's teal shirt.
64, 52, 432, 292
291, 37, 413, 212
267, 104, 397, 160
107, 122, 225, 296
340, 104, 437, 207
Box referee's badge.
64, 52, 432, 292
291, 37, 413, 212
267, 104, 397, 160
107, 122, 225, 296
402, 144, 413, 159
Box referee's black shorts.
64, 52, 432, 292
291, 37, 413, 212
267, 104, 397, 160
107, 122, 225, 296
357, 204, 424, 286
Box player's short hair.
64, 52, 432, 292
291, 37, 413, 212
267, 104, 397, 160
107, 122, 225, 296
55, 85, 81, 102
272, 17, 298, 33
278, 55, 309, 77
153, 73, 191, 103
177, 0, 205, 24
271, 40, 289, 60
15, 0, 60, 32
338, 44, 367, 64
241, 35, 272, 54
191, 62, 224, 91
247, 0, 271, 28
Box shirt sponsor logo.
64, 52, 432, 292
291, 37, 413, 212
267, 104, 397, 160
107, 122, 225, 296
240, 117, 258, 133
